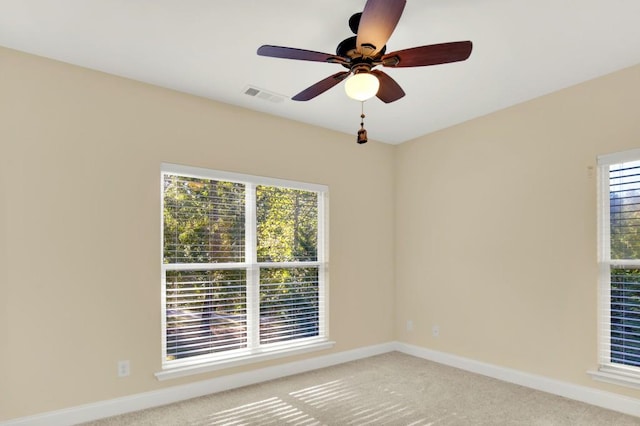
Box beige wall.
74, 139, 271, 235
0, 46, 395, 420
2, 43, 640, 420
395, 64, 640, 398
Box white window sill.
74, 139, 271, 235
588, 366, 640, 390
155, 339, 335, 381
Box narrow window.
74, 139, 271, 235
596, 149, 640, 385
160, 164, 328, 374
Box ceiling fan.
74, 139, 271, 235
257, 0, 473, 104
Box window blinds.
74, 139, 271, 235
161, 165, 327, 367
607, 160, 640, 367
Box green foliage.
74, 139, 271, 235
163, 175, 245, 264
260, 267, 319, 344
257, 186, 318, 262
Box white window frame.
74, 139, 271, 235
156, 163, 333, 381
590, 148, 640, 389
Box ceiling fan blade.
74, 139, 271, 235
257, 45, 346, 64
382, 41, 473, 68
292, 71, 350, 101
371, 70, 405, 103
356, 0, 406, 57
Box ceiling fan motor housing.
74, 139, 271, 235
336, 35, 386, 69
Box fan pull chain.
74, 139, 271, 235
357, 101, 368, 144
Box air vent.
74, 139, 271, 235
243, 86, 286, 103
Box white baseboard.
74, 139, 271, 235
1, 342, 394, 426
394, 342, 640, 418
5, 341, 640, 425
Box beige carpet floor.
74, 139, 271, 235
84, 352, 640, 425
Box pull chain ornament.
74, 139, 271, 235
357, 102, 368, 144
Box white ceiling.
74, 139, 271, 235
1, 0, 639, 144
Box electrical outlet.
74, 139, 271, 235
118, 360, 130, 377
406, 320, 414, 331
432, 325, 440, 338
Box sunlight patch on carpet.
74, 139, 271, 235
189, 396, 320, 425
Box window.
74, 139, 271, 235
594, 149, 640, 387
158, 163, 330, 378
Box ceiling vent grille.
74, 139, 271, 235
243, 86, 286, 103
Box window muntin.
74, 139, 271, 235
161, 164, 327, 369
598, 151, 640, 376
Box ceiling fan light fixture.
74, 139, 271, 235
344, 72, 380, 101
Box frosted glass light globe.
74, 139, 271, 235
344, 73, 380, 101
